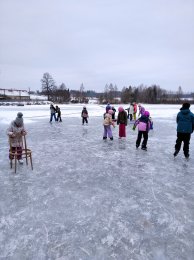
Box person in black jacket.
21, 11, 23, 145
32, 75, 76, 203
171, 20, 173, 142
174, 102, 194, 158
81, 106, 89, 125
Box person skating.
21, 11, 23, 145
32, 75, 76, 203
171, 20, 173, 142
106, 103, 111, 113
111, 106, 116, 121
174, 102, 194, 158
128, 103, 134, 121
117, 106, 128, 138
56, 106, 62, 122
103, 109, 115, 140
133, 110, 151, 151
138, 104, 145, 117
81, 106, 89, 125
7, 112, 27, 164
50, 104, 57, 122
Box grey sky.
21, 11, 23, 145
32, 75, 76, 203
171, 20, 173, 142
0, 0, 194, 92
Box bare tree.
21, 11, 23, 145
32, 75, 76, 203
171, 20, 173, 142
41, 72, 55, 100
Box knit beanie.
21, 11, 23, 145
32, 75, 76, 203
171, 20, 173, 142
118, 106, 124, 112
14, 112, 23, 126
181, 102, 190, 110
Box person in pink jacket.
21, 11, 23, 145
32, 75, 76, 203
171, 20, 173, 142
133, 111, 151, 150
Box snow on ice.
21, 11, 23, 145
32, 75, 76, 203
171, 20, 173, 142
0, 104, 194, 259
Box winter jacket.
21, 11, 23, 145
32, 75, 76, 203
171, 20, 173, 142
50, 106, 56, 114
138, 106, 145, 116
103, 113, 114, 126
133, 104, 137, 113
176, 108, 194, 133
7, 121, 26, 147
81, 109, 88, 118
134, 115, 151, 132
117, 111, 128, 125
129, 104, 134, 114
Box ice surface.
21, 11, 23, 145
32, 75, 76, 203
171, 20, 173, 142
0, 104, 194, 259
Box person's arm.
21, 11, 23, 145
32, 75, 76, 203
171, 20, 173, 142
7, 125, 14, 137
192, 113, 194, 132
133, 119, 139, 130
117, 114, 120, 125
176, 113, 179, 124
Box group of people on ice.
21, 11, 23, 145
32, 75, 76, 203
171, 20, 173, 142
50, 104, 62, 122
102, 103, 153, 151
102, 102, 194, 157
6, 102, 194, 166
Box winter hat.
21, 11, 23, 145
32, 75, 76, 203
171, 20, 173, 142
118, 106, 124, 112
181, 102, 190, 110
108, 109, 114, 115
14, 112, 23, 127
144, 111, 150, 117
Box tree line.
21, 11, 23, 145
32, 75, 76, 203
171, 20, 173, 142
40, 72, 194, 104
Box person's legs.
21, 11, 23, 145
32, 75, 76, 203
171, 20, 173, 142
103, 126, 108, 139
174, 132, 183, 156
107, 126, 113, 139
130, 114, 133, 121
16, 146, 22, 160
136, 131, 143, 148
183, 133, 191, 158
119, 124, 126, 137
142, 131, 148, 149
9, 147, 16, 159
54, 113, 57, 121
133, 113, 136, 120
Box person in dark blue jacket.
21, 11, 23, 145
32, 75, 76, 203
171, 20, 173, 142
174, 102, 194, 158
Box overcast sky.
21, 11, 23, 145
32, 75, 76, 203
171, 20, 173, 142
0, 0, 194, 92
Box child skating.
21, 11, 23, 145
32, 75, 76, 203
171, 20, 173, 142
103, 109, 115, 140
117, 106, 128, 138
56, 106, 62, 122
133, 110, 151, 150
81, 106, 89, 125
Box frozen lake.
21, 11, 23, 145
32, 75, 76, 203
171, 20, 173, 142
0, 104, 194, 259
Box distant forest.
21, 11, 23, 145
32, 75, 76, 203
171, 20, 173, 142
38, 72, 194, 104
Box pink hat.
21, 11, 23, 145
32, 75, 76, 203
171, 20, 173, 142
108, 109, 114, 115
144, 111, 150, 117
118, 106, 124, 112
